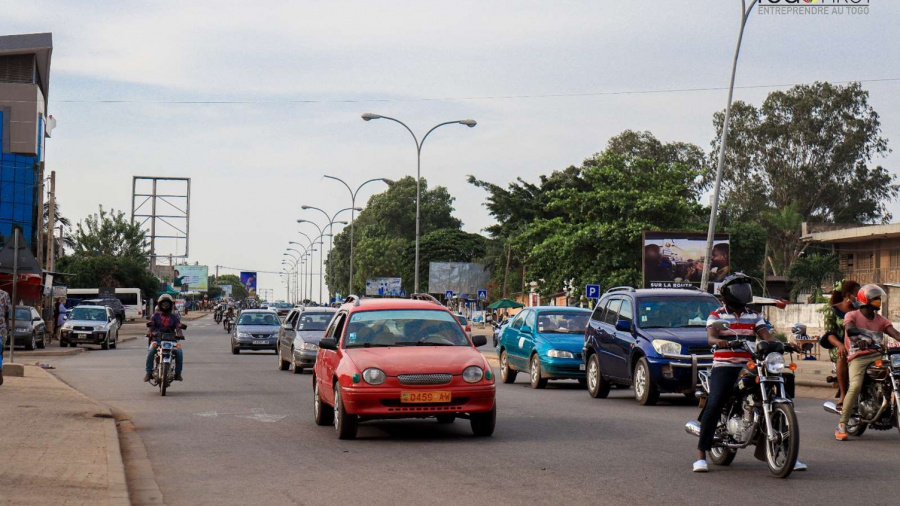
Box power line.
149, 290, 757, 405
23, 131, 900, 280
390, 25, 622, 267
3, 77, 899, 106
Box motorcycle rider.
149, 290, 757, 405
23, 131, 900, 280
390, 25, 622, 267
836, 284, 900, 440
693, 274, 805, 472
819, 280, 860, 411
143, 294, 185, 382
224, 303, 235, 326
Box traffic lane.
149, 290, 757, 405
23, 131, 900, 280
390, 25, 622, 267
49, 317, 900, 506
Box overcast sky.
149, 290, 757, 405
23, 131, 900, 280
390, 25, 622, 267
5, 0, 898, 301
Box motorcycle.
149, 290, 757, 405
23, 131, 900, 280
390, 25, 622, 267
224, 315, 235, 334
148, 324, 187, 396
823, 329, 900, 436
214, 307, 223, 324
685, 321, 800, 478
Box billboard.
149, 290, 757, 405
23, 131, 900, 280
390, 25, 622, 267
365, 277, 402, 297
240, 271, 257, 298
642, 231, 730, 289
174, 265, 209, 291
220, 284, 233, 299
428, 262, 490, 297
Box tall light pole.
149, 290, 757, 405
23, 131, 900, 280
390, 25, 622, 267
292, 233, 318, 303
324, 176, 393, 296
297, 219, 324, 303
289, 245, 313, 302
700, 0, 759, 293
283, 251, 300, 303
301, 205, 357, 300
362, 113, 476, 293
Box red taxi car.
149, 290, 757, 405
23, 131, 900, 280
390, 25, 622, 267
312, 298, 496, 439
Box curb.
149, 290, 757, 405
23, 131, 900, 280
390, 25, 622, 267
43, 368, 131, 506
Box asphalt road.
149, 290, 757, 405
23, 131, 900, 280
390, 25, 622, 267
50, 315, 900, 506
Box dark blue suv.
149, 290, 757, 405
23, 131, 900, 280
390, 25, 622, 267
583, 287, 721, 405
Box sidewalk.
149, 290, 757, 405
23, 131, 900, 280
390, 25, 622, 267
0, 365, 128, 506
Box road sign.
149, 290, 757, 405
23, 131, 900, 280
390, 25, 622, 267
445, 290, 454, 300
477, 289, 487, 300
585, 284, 601, 299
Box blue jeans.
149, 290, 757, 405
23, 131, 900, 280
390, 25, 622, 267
146, 343, 183, 375
0, 333, 5, 371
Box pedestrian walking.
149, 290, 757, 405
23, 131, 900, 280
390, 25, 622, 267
55, 297, 67, 342
0, 288, 11, 386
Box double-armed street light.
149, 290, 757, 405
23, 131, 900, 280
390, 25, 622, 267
323, 175, 393, 296
297, 218, 347, 305
300, 205, 359, 301
361, 113, 476, 293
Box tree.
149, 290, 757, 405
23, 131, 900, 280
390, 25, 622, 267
56, 206, 159, 296
43, 202, 76, 252
409, 229, 488, 288
788, 253, 842, 302
210, 274, 248, 300
726, 220, 767, 286
470, 131, 708, 299
70, 206, 148, 258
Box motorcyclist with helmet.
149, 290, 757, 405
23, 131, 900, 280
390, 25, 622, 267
694, 273, 804, 472
143, 294, 185, 382
223, 302, 236, 327
836, 284, 900, 440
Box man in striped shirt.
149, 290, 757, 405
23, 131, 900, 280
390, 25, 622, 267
693, 274, 801, 472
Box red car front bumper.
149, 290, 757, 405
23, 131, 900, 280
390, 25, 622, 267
340, 384, 496, 417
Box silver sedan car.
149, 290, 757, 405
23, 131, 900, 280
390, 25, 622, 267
276, 307, 337, 374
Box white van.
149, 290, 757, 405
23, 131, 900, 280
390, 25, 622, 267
65, 288, 145, 321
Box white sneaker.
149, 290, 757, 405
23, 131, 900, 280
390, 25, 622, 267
794, 460, 807, 471
693, 459, 709, 473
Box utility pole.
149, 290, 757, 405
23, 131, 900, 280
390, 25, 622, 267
46, 171, 56, 272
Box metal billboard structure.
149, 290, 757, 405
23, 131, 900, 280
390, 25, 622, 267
131, 176, 191, 262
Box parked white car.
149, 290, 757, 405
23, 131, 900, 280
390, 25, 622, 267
58, 305, 120, 350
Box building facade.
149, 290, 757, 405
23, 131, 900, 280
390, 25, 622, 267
0, 33, 53, 250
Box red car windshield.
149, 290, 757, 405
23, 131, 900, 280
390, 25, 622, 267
344, 309, 470, 348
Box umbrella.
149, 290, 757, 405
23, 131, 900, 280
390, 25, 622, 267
487, 298, 524, 310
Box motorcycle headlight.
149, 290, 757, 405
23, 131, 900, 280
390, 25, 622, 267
890, 354, 900, 369
362, 368, 386, 385
462, 366, 485, 383
237, 332, 252, 338
546, 349, 575, 359
765, 352, 785, 374
652, 339, 682, 356
300, 341, 318, 351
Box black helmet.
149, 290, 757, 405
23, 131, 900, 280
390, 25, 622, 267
720, 273, 753, 307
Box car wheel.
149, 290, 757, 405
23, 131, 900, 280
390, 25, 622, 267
26, 333, 36, 351
633, 357, 659, 406
232, 347, 240, 355
313, 380, 334, 426
499, 350, 517, 384
470, 403, 496, 437
37, 332, 46, 349
101, 334, 110, 350
111, 332, 117, 349
334, 383, 358, 440
277, 347, 290, 371
587, 354, 611, 398
436, 415, 456, 424
530, 354, 548, 389
60, 339, 68, 348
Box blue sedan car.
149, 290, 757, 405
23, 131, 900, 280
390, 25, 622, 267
497, 306, 592, 388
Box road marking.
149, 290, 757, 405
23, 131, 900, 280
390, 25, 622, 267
194, 407, 287, 422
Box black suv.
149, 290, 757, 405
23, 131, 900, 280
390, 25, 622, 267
78, 298, 126, 325
583, 287, 721, 405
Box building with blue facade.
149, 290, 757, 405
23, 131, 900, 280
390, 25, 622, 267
0, 33, 53, 250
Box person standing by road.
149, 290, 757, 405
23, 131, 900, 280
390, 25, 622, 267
0, 288, 10, 386
54, 297, 67, 343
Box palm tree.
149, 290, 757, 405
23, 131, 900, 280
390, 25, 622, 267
788, 253, 842, 302
42, 202, 76, 252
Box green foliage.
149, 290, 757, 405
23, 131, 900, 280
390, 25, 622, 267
787, 253, 842, 302
409, 229, 488, 288
56, 206, 158, 296
725, 221, 767, 284
470, 131, 707, 299
326, 176, 475, 296
209, 274, 248, 300
70, 206, 148, 258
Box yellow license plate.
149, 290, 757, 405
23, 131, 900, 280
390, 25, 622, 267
400, 391, 452, 403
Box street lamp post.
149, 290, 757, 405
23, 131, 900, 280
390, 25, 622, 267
700, 0, 759, 292
297, 220, 324, 304
301, 205, 357, 301
324, 176, 393, 296
362, 113, 476, 293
